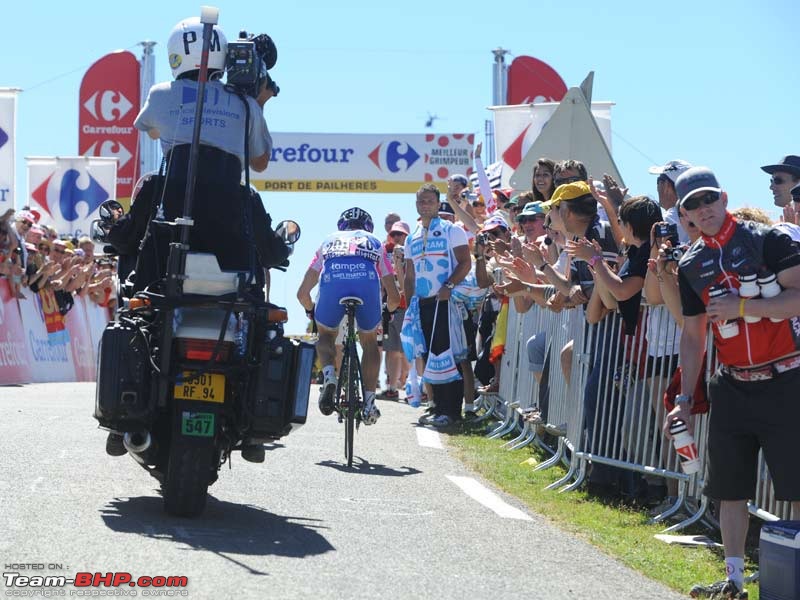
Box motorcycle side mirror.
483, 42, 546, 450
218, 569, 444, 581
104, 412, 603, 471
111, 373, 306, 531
90, 219, 111, 244
275, 220, 300, 245
98, 199, 125, 222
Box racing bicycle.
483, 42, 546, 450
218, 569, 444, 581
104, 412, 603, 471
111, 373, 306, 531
335, 297, 366, 467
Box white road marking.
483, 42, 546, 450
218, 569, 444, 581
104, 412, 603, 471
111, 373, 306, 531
416, 428, 443, 449
446, 475, 532, 521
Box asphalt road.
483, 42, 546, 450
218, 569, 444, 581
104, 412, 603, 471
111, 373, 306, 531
0, 382, 685, 600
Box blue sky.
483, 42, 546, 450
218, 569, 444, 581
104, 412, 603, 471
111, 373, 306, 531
4, 0, 798, 333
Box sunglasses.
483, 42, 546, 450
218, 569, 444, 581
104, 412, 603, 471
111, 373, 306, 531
554, 175, 582, 186
38, 244, 50, 253
52, 248, 66, 254
20, 220, 33, 228
389, 231, 406, 238
770, 176, 789, 185
472, 201, 485, 208
518, 215, 544, 224
682, 191, 721, 212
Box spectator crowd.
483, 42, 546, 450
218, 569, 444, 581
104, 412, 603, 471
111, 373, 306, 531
0, 207, 117, 314
301, 152, 800, 599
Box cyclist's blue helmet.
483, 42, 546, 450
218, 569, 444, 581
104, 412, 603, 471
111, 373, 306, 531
337, 207, 374, 233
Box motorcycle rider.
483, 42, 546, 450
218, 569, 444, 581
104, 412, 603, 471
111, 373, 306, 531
296, 208, 401, 425
105, 16, 286, 461
131, 16, 285, 293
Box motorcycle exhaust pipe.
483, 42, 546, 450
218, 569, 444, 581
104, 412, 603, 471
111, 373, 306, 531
123, 431, 152, 454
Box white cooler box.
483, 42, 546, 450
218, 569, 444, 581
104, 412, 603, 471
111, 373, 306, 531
760, 520, 800, 600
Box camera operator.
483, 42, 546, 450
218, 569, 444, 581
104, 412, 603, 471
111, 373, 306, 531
131, 16, 286, 294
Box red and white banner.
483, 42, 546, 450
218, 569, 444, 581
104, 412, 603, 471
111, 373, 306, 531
0, 278, 108, 385
0, 279, 32, 383
0, 88, 19, 214
506, 56, 568, 105
79, 51, 140, 204
27, 156, 117, 238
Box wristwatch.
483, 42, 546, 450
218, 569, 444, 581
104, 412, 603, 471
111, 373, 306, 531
675, 394, 692, 406
443, 281, 455, 290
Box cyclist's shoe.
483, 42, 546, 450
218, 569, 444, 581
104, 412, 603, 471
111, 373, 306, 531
105, 431, 127, 457
689, 579, 748, 599
362, 405, 381, 425
319, 376, 336, 416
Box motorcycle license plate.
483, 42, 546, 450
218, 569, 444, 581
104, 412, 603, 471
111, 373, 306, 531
174, 372, 225, 403
181, 411, 214, 437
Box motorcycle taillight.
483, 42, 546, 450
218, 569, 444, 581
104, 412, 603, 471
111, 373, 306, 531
176, 338, 234, 362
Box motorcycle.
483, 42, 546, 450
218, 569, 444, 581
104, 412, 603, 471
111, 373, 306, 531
91, 204, 311, 517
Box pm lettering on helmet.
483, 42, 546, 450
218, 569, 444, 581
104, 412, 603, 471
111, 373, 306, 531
182, 30, 221, 55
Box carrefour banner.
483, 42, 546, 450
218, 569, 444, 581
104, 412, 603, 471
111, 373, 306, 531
0, 89, 19, 214
250, 133, 476, 193
79, 51, 140, 205
26, 156, 117, 238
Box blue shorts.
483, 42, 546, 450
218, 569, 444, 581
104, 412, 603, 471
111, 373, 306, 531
316, 257, 381, 331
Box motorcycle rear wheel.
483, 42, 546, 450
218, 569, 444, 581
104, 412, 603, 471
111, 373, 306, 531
162, 443, 214, 517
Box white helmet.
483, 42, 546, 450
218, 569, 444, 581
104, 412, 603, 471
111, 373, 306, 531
167, 17, 228, 79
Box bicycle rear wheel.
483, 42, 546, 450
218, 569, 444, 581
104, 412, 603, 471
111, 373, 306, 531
344, 338, 358, 467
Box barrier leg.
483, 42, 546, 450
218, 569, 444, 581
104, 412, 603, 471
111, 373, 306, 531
503, 418, 532, 449
507, 421, 537, 450
535, 436, 566, 472
546, 449, 579, 490
661, 493, 711, 533
559, 457, 587, 493
488, 402, 520, 439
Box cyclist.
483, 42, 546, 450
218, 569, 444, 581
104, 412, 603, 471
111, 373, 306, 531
297, 208, 400, 424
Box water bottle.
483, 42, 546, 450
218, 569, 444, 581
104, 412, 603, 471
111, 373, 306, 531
234, 315, 248, 358
757, 271, 783, 323
708, 284, 739, 339
669, 419, 701, 475
737, 273, 761, 324
406, 363, 421, 408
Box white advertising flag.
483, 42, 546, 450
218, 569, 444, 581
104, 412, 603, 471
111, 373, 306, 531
491, 100, 613, 188
26, 156, 117, 238
250, 133, 476, 193
0, 88, 20, 214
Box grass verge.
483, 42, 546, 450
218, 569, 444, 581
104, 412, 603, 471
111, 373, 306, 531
446, 420, 761, 599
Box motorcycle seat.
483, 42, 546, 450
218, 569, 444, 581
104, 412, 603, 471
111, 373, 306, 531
183, 252, 247, 296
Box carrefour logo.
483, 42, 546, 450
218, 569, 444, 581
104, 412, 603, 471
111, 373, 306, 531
83, 90, 134, 122
368, 141, 420, 173
31, 169, 110, 222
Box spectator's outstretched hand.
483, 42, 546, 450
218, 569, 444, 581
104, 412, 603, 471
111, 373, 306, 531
565, 237, 600, 262
510, 235, 523, 258
783, 203, 799, 226
496, 254, 535, 283
522, 240, 546, 268
602, 173, 628, 206
495, 274, 528, 297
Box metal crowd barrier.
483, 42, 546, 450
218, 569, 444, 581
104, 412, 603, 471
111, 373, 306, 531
478, 298, 791, 528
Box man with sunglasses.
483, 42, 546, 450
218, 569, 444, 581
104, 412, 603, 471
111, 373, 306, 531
761, 154, 800, 208
668, 166, 800, 600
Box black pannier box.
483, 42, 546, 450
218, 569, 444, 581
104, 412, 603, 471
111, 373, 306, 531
246, 337, 314, 437
94, 321, 151, 429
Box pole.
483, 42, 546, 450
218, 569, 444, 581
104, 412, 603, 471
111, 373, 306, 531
138, 41, 158, 176
180, 6, 219, 247
491, 47, 509, 107
489, 48, 508, 166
